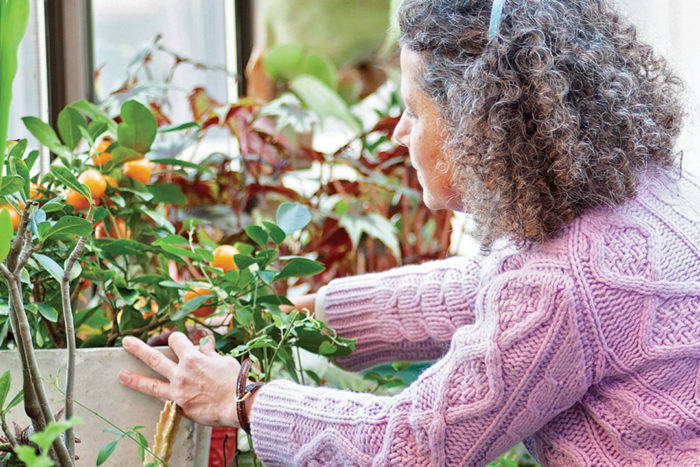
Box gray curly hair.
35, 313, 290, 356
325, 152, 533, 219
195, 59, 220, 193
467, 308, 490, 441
398, 0, 685, 245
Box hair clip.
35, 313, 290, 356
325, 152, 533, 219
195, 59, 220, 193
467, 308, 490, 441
488, 0, 506, 40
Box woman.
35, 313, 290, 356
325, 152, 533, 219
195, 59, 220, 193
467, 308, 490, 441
119, 0, 700, 465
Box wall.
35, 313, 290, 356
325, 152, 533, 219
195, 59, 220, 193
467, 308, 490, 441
615, 0, 700, 176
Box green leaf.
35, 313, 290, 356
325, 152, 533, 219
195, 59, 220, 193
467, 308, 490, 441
263, 43, 306, 80
263, 221, 286, 245
318, 341, 337, 355
14, 445, 53, 467
8, 138, 27, 159
96, 440, 118, 465
111, 145, 143, 166
289, 75, 361, 133
33, 253, 64, 283
302, 53, 338, 90
100, 239, 154, 256
40, 196, 64, 212
21, 116, 73, 160
245, 225, 268, 247
0, 209, 13, 263
36, 303, 58, 323
158, 121, 201, 133
50, 165, 91, 199
30, 417, 83, 452
258, 269, 275, 284
0, 370, 10, 410
276, 202, 311, 235
134, 430, 149, 461
57, 106, 85, 150
233, 254, 256, 271
9, 158, 29, 196
24, 149, 40, 171
146, 183, 187, 204
5, 388, 23, 411
87, 120, 109, 142
117, 100, 157, 154
180, 294, 213, 314
149, 158, 214, 174
157, 280, 192, 290
71, 99, 117, 134
275, 258, 324, 281
0, 0, 31, 178
339, 212, 401, 260
235, 307, 254, 329
0, 174, 24, 196
143, 209, 175, 234
41, 215, 92, 241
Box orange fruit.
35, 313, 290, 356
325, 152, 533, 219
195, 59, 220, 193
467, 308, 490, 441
65, 188, 90, 211
122, 158, 153, 184
79, 169, 107, 199
184, 284, 214, 318
94, 218, 128, 239
211, 245, 239, 273
1, 205, 20, 230
67, 169, 107, 211
104, 175, 118, 189
29, 183, 46, 200
91, 140, 113, 167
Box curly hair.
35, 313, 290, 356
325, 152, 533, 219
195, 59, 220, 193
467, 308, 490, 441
398, 0, 685, 245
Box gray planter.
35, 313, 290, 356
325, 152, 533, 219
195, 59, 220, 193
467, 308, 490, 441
1, 347, 211, 466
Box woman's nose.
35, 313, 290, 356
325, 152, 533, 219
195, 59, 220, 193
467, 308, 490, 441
393, 112, 410, 147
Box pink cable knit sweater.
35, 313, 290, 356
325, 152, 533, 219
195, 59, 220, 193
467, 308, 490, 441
250, 171, 700, 466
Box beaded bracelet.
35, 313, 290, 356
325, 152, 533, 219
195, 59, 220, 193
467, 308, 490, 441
236, 358, 264, 434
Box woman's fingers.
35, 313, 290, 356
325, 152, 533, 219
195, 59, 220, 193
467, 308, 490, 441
122, 336, 177, 379
198, 336, 218, 356
168, 331, 196, 359
119, 371, 172, 401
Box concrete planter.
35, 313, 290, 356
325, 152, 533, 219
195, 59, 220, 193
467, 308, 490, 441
1, 347, 210, 466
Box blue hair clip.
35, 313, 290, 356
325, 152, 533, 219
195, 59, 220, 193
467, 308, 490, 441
488, 0, 506, 40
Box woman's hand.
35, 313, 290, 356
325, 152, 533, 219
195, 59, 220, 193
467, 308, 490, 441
119, 332, 241, 427
279, 293, 317, 316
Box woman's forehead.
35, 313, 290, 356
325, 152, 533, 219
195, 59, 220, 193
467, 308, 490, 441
399, 48, 423, 98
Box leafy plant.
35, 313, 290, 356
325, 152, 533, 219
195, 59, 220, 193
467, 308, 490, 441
0, 0, 30, 170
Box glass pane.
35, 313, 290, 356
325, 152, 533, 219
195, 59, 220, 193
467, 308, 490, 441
9, 0, 48, 171
91, 0, 234, 136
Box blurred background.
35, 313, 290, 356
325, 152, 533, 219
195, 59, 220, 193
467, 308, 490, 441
9, 0, 700, 176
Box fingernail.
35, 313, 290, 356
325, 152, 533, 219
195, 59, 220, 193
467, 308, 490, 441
118, 371, 130, 384
122, 336, 134, 349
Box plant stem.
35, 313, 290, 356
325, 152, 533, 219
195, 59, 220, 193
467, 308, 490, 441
49, 381, 169, 467
2, 267, 73, 466
0, 412, 17, 447
60, 234, 88, 460
265, 311, 299, 382
295, 345, 305, 385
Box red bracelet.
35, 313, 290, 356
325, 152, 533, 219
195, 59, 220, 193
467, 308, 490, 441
236, 359, 264, 434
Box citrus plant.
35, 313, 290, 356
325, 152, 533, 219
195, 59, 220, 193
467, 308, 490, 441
0, 94, 354, 465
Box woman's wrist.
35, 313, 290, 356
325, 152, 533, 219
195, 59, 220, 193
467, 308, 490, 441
244, 387, 258, 423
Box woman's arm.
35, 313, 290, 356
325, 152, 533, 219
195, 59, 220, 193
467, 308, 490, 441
249, 267, 594, 466
322, 254, 488, 370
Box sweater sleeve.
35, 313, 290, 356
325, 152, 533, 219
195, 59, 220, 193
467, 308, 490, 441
323, 255, 485, 371
250, 268, 594, 466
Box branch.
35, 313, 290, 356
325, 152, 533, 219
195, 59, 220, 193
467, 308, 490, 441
0, 412, 17, 448
5, 201, 33, 272
2, 266, 73, 466
60, 234, 88, 460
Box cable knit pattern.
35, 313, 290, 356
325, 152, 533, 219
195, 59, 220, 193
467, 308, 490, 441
250, 172, 700, 466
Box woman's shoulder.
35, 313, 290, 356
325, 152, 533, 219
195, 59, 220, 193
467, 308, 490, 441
549, 167, 700, 282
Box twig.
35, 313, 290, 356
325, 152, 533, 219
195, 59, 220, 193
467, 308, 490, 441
1, 412, 17, 447
2, 266, 73, 466
61, 231, 89, 460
